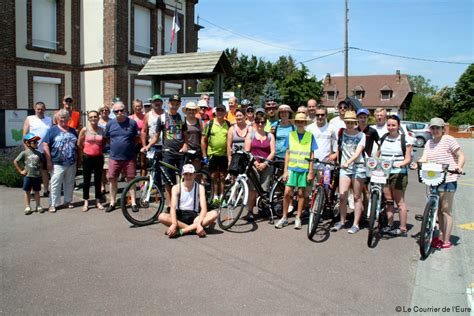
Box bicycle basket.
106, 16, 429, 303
418, 162, 447, 186
228, 152, 249, 176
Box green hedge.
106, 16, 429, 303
0, 147, 24, 188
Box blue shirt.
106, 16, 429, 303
105, 118, 139, 161
283, 132, 318, 172
272, 121, 295, 159
43, 125, 78, 166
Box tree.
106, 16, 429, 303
407, 94, 436, 121
449, 108, 474, 126
408, 75, 437, 96
279, 65, 323, 108
431, 86, 456, 121
454, 64, 474, 113
259, 79, 282, 106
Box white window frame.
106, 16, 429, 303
33, 76, 61, 108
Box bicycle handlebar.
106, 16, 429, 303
305, 158, 339, 167
415, 162, 465, 175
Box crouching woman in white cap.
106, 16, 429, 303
158, 164, 218, 238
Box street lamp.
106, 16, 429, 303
236, 83, 242, 103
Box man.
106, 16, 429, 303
357, 108, 379, 157
297, 106, 308, 115
200, 93, 214, 119
197, 100, 211, 128
55, 95, 81, 132
202, 104, 230, 206
307, 99, 318, 122
23, 101, 52, 197
158, 164, 218, 238
141, 94, 165, 153
329, 100, 350, 133
306, 106, 337, 163
264, 99, 279, 132
373, 107, 388, 138
104, 101, 139, 212
143, 101, 152, 113
225, 96, 238, 124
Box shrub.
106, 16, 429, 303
0, 146, 24, 188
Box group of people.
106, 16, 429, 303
14, 95, 465, 247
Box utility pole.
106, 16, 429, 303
344, 0, 349, 98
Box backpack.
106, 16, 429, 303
206, 119, 230, 141
379, 132, 407, 157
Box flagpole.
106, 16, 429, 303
344, 0, 349, 99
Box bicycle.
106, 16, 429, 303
120, 149, 212, 226
217, 149, 285, 230
365, 157, 393, 248
305, 158, 341, 240
416, 162, 464, 259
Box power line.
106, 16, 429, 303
350, 47, 473, 65
299, 50, 344, 64
198, 16, 343, 53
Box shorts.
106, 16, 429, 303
286, 170, 310, 188
209, 156, 228, 173
108, 159, 136, 180
177, 209, 198, 225
387, 173, 408, 191
438, 181, 457, 193
103, 153, 110, 169
340, 168, 366, 179
23, 176, 42, 192
162, 152, 184, 185
248, 165, 273, 191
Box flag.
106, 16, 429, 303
170, 7, 180, 51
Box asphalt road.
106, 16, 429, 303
1, 141, 472, 315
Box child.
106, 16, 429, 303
275, 113, 316, 229
13, 133, 45, 214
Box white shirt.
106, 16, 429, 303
329, 116, 346, 152
306, 122, 336, 162
374, 123, 388, 138
27, 115, 52, 153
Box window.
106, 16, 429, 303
134, 5, 151, 55
164, 14, 178, 54
164, 82, 182, 95
326, 91, 337, 100
354, 91, 365, 100
134, 79, 153, 103
32, 0, 57, 49
33, 76, 61, 108
380, 90, 392, 100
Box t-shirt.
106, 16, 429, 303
272, 121, 295, 159
15, 149, 44, 177
27, 115, 52, 153
424, 135, 461, 183
340, 131, 366, 169
43, 126, 78, 166
374, 124, 388, 138
204, 119, 229, 157
329, 116, 346, 151
226, 111, 236, 125
186, 120, 202, 153
105, 118, 138, 161
129, 114, 144, 131
379, 134, 409, 174
157, 113, 187, 153
358, 126, 379, 157
283, 132, 318, 172
306, 122, 335, 163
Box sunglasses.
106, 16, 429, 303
339, 106, 348, 110
28, 141, 39, 144
255, 120, 266, 125
316, 114, 326, 118
114, 109, 125, 113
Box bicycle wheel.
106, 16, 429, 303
419, 197, 437, 259
121, 176, 165, 226
195, 170, 213, 206
367, 191, 380, 248
217, 180, 246, 230
308, 186, 325, 240
269, 176, 285, 218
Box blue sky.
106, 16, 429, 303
196, 0, 473, 89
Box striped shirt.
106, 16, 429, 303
424, 135, 460, 183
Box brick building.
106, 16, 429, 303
321, 71, 414, 118
0, 0, 200, 112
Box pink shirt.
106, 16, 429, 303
425, 135, 460, 183
83, 128, 105, 157
250, 132, 271, 162
129, 114, 144, 131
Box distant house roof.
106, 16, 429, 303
321, 72, 413, 109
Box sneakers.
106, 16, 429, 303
48, 206, 56, 213
381, 226, 393, 235
275, 218, 289, 229
24, 207, 33, 215
388, 228, 407, 237
243, 212, 254, 222
331, 222, 344, 232
294, 217, 302, 230
37, 206, 45, 213
348, 225, 360, 234
105, 204, 116, 213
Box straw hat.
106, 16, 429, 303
277, 104, 294, 113
294, 112, 311, 122
183, 102, 198, 111
343, 111, 358, 122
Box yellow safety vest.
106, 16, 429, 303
288, 131, 312, 170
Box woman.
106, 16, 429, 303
377, 115, 412, 236
244, 109, 276, 221
271, 104, 295, 161
129, 99, 146, 176
78, 111, 106, 212
245, 106, 255, 127
42, 109, 78, 213
227, 108, 249, 163
184, 102, 202, 170
98, 105, 111, 194
419, 118, 465, 249
332, 111, 366, 234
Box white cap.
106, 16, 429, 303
181, 164, 195, 175
198, 100, 209, 108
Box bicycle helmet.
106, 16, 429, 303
23, 132, 41, 144
240, 99, 252, 107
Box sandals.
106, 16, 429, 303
81, 205, 89, 212
96, 203, 105, 210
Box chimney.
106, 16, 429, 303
326, 73, 331, 84
396, 70, 400, 83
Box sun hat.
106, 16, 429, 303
184, 102, 198, 111
182, 164, 195, 175
197, 100, 208, 108
343, 111, 358, 122
277, 104, 294, 113
294, 112, 311, 122
429, 117, 445, 127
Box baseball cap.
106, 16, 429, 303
63, 95, 73, 102
181, 164, 195, 175
429, 117, 445, 127
169, 95, 181, 102
255, 107, 266, 116
151, 94, 162, 101
356, 108, 370, 116
197, 100, 208, 108
112, 97, 121, 103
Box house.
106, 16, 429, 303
321, 71, 413, 118
0, 0, 201, 112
